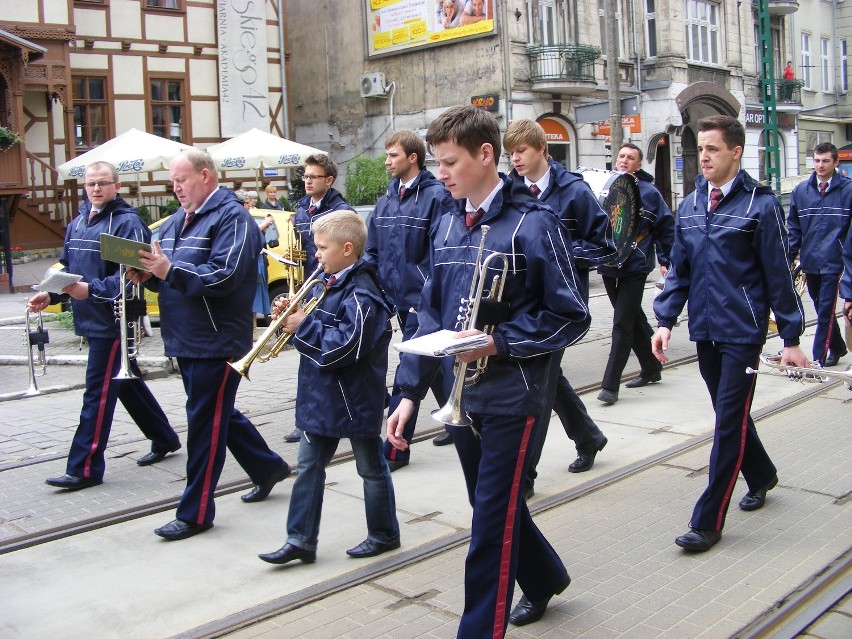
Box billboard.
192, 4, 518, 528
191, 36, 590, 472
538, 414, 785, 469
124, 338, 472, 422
365, 0, 496, 59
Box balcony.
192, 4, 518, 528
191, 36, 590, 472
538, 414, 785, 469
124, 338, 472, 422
527, 44, 600, 95
775, 78, 804, 106
751, 0, 798, 15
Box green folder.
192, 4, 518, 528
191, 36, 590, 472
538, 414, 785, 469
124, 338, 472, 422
100, 233, 151, 271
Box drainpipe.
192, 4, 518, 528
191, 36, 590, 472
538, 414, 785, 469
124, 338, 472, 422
502, 0, 514, 122
277, 0, 290, 139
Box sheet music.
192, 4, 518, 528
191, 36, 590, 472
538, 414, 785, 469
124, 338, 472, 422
262, 248, 299, 266
394, 329, 489, 357
32, 269, 83, 294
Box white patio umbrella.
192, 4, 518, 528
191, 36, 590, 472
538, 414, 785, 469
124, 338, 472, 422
57, 128, 193, 180
206, 128, 325, 171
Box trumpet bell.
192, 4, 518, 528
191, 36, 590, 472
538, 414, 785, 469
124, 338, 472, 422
431, 401, 472, 428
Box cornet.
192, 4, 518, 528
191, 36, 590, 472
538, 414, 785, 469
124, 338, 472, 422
746, 353, 852, 391
432, 226, 509, 429
24, 309, 50, 397
113, 264, 145, 380
230, 265, 327, 380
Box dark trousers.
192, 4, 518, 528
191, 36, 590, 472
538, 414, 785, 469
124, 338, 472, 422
525, 353, 606, 490
453, 413, 568, 638
690, 342, 777, 532
175, 358, 283, 525
383, 310, 450, 462
601, 273, 661, 391
66, 337, 179, 480
805, 272, 846, 364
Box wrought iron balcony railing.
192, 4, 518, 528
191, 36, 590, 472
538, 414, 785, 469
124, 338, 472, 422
775, 78, 804, 105
527, 44, 601, 84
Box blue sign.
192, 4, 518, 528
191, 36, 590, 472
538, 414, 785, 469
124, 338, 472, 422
675, 156, 684, 171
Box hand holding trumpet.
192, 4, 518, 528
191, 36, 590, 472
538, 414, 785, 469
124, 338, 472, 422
271, 295, 306, 334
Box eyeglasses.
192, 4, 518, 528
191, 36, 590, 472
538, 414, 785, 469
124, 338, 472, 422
84, 181, 116, 189
302, 174, 329, 182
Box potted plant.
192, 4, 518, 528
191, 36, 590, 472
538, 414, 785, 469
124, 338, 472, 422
0, 126, 22, 151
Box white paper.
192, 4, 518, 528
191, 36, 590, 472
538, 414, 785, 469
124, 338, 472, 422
394, 329, 489, 357
262, 248, 298, 266
32, 269, 82, 294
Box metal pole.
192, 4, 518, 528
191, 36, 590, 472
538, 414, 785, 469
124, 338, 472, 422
605, 0, 622, 167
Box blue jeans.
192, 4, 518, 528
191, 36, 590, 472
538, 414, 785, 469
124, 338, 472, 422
286, 434, 399, 551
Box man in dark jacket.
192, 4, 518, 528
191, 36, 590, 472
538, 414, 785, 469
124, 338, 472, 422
653, 115, 808, 553
288, 153, 353, 443
132, 150, 289, 541
30, 161, 181, 490
365, 130, 457, 470
787, 142, 852, 366
597, 143, 674, 403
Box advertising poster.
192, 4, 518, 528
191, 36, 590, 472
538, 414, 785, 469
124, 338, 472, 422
366, 0, 496, 58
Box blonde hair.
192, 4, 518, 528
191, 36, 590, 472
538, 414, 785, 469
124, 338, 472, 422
311, 211, 367, 257
503, 119, 548, 154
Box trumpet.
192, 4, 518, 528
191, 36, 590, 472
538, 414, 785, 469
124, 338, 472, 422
230, 265, 327, 380
113, 264, 145, 380
746, 353, 852, 391
432, 226, 509, 429
24, 309, 50, 397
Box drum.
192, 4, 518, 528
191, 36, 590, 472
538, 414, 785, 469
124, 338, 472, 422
577, 167, 642, 267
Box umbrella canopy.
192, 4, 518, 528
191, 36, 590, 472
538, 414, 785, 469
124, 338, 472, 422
57, 128, 193, 180
207, 128, 325, 171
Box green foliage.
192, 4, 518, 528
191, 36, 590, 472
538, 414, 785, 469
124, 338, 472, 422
344, 156, 389, 206
136, 205, 151, 225
166, 197, 180, 215
0, 125, 22, 151
287, 167, 305, 209
44, 310, 75, 330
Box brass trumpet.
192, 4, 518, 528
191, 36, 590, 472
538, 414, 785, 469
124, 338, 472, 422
746, 353, 852, 391
432, 226, 509, 428
230, 265, 327, 380
113, 264, 144, 380
24, 309, 50, 397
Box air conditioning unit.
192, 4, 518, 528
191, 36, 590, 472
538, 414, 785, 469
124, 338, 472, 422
360, 73, 388, 98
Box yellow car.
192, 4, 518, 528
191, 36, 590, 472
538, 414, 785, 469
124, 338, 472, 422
47, 208, 304, 321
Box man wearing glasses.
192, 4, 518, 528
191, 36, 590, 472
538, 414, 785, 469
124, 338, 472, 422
288, 154, 353, 443
28, 161, 181, 491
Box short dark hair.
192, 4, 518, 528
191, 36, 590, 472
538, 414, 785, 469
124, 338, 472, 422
813, 142, 838, 161
305, 154, 338, 181
618, 142, 643, 162
426, 105, 501, 166
386, 130, 427, 169
697, 115, 745, 150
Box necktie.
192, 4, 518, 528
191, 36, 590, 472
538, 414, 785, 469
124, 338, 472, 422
183, 211, 195, 229
326, 275, 336, 288
306, 204, 317, 217
88, 208, 99, 222
708, 188, 722, 213
529, 184, 541, 197
819, 182, 827, 197
465, 207, 485, 229
399, 185, 407, 198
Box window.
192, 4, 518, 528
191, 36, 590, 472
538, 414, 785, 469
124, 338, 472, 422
801, 33, 812, 89
841, 40, 848, 93
539, 0, 556, 46
684, 0, 719, 65
599, 0, 625, 58
820, 37, 831, 93
645, 0, 657, 58
150, 78, 185, 142
145, 0, 181, 8
73, 76, 108, 151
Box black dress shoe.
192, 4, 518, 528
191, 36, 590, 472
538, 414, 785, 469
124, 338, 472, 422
346, 538, 401, 558
432, 431, 454, 446
824, 351, 846, 367
284, 428, 303, 443
258, 543, 316, 565
625, 371, 662, 388
154, 519, 213, 541
241, 462, 292, 503
508, 573, 571, 626
739, 475, 778, 511
45, 474, 102, 490
137, 444, 181, 466
386, 458, 409, 472
568, 436, 608, 473
597, 389, 618, 404
675, 528, 721, 551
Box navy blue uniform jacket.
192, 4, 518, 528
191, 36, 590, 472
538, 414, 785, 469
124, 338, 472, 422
292, 260, 395, 439
364, 168, 454, 312
293, 187, 353, 275
654, 171, 805, 346
396, 176, 591, 417
788, 172, 852, 275
598, 170, 674, 277
51, 196, 149, 339
146, 187, 262, 359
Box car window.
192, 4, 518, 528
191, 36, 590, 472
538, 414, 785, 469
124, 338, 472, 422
255, 215, 280, 245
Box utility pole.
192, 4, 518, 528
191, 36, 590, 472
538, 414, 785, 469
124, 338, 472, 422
755, 0, 781, 191
605, 0, 622, 168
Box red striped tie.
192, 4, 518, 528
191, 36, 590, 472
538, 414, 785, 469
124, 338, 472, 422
708, 188, 722, 213
465, 208, 485, 229
529, 184, 541, 197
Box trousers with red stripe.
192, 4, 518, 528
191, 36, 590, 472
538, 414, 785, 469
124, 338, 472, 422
67, 337, 179, 480
804, 272, 846, 364
175, 358, 284, 526
690, 342, 777, 532
453, 412, 569, 639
